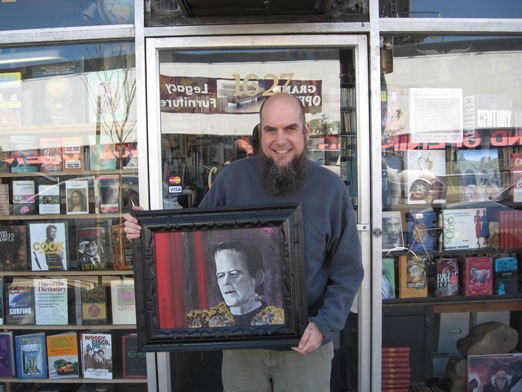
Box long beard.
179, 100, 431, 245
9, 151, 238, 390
259, 152, 310, 196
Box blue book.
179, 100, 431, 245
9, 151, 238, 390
15, 332, 47, 379
0, 331, 15, 377
408, 210, 435, 252
494, 257, 518, 295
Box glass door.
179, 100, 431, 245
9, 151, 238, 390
145, 34, 370, 391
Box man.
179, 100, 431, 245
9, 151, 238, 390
124, 92, 363, 391
44, 224, 64, 270
382, 213, 404, 250
186, 239, 285, 327
78, 238, 101, 266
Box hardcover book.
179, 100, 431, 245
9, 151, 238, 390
457, 149, 502, 202
61, 136, 84, 172
398, 255, 428, 298
12, 179, 36, 215
0, 225, 28, 270
511, 153, 522, 202
94, 175, 120, 214
435, 257, 459, 297
462, 256, 493, 296
6, 279, 34, 325
80, 283, 108, 325
494, 257, 518, 295
80, 332, 113, 379
29, 222, 68, 271
121, 334, 146, 378
65, 180, 89, 215
408, 210, 435, 252
405, 149, 446, 205
37, 181, 61, 215
0, 331, 15, 377
76, 227, 111, 271
34, 278, 68, 325
110, 279, 136, 325
46, 331, 79, 379
442, 208, 488, 250
15, 332, 47, 379
110, 224, 134, 271
382, 257, 396, 299
39, 137, 63, 172
382, 211, 404, 251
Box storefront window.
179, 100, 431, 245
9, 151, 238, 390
380, 35, 522, 387
0, 0, 134, 31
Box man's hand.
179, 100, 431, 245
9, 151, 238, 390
123, 206, 144, 240
291, 321, 324, 355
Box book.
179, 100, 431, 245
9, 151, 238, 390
382, 257, 396, 299
442, 208, 488, 250
90, 143, 117, 171
398, 255, 428, 298
39, 137, 63, 172
457, 149, 502, 201
6, 279, 34, 325
0, 183, 9, 215
462, 256, 493, 296
76, 227, 111, 270
0, 331, 15, 377
110, 279, 136, 325
404, 149, 446, 205
37, 181, 61, 215
76, 384, 115, 392
29, 222, 68, 271
0, 225, 28, 270
0, 72, 22, 128
408, 210, 435, 252
435, 257, 459, 297
80, 332, 113, 379
11, 179, 36, 215
94, 175, 120, 214
0, 278, 3, 325
15, 332, 47, 379
46, 331, 79, 379
65, 180, 89, 215
121, 334, 147, 378
34, 278, 68, 325
80, 283, 108, 325
118, 142, 138, 170
468, 353, 522, 392
110, 224, 134, 271
494, 257, 518, 295
9, 135, 40, 173
382, 211, 404, 251
61, 136, 84, 172
511, 153, 522, 202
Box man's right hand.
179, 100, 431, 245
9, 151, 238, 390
123, 206, 144, 240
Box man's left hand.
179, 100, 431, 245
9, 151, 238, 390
291, 321, 324, 355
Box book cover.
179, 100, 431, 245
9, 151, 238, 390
405, 149, 446, 205
0, 183, 9, 215
12, 179, 36, 215
118, 142, 138, 170
94, 175, 120, 214
76, 227, 111, 271
110, 279, 136, 325
37, 181, 61, 215
121, 334, 146, 378
80, 332, 113, 379
494, 257, 518, 295
462, 256, 493, 296
34, 278, 68, 325
46, 331, 79, 379
408, 210, 435, 252
9, 135, 40, 173
61, 136, 84, 172
110, 224, 133, 271
6, 279, 34, 325
65, 180, 89, 215
382, 257, 396, 299
0, 331, 15, 377
0, 278, 3, 325
15, 332, 47, 379
39, 137, 63, 172
457, 149, 502, 202
0, 225, 28, 270
442, 208, 489, 250
435, 257, 459, 297
90, 144, 117, 171
382, 211, 404, 251
398, 255, 428, 298
0, 72, 22, 128
511, 153, 522, 202
468, 353, 522, 392
29, 222, 68, 271
80, 284, 108, 325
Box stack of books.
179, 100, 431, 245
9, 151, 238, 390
382, 344, 411, 392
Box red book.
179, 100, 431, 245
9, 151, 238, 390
511, 153, 522, 202
382, 379, 410, 387
382, 388, 409, 392
462, 256, 493, 296
382, 365, 411, 372
382, 369, 411, 377
382, 353, 410, 361
382, 345, 410, 354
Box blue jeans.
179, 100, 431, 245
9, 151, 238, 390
222, 342, 334, 392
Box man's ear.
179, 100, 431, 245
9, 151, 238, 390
255, 270, 265, 287
304, 123, 311, 140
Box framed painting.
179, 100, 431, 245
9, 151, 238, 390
132, 203, 307, 351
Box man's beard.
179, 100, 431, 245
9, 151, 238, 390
259, 152, 310, 196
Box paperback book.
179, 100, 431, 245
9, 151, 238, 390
0, 225, 28, 270
110, 279, 136, 325
46, 331, 80, 379
94, 175, 120, 214
468, 353, 522, 392
0, 278, 3, 325
61, 136, 84, 172
29, 222, 68, 271
121, 334, 146, 378
398, 255, 428, 298
90, 143, 117, 171
382, 211, 404, 251
81, 332, 113, 379
462, 256, 493, 296
39, 137, 63, 172
435, 257, 459, 297
34, 278, 68, 325
110, 224, 134, 271
77, 227, 111, 271
6, 279, 35, 325
404, 149, 446, 205
12, 179, 36, 215
494, 257, 518, 295
65, 180, 89, 215
457, 149, 501, 202
382, 257, 396, 299
0, 331, 15, 377
408, 210, 435, 252
79, 283, 108, 325
0, 183, 9, 215
443, 208, 489, 250
15, 332, 47, 379
37, 182, 61, 215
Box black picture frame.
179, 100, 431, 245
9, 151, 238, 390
132, 203, 307, 351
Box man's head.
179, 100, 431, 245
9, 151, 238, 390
84, 239, 99, 257
213, 240, 265, 315
258, 93, 310, 196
